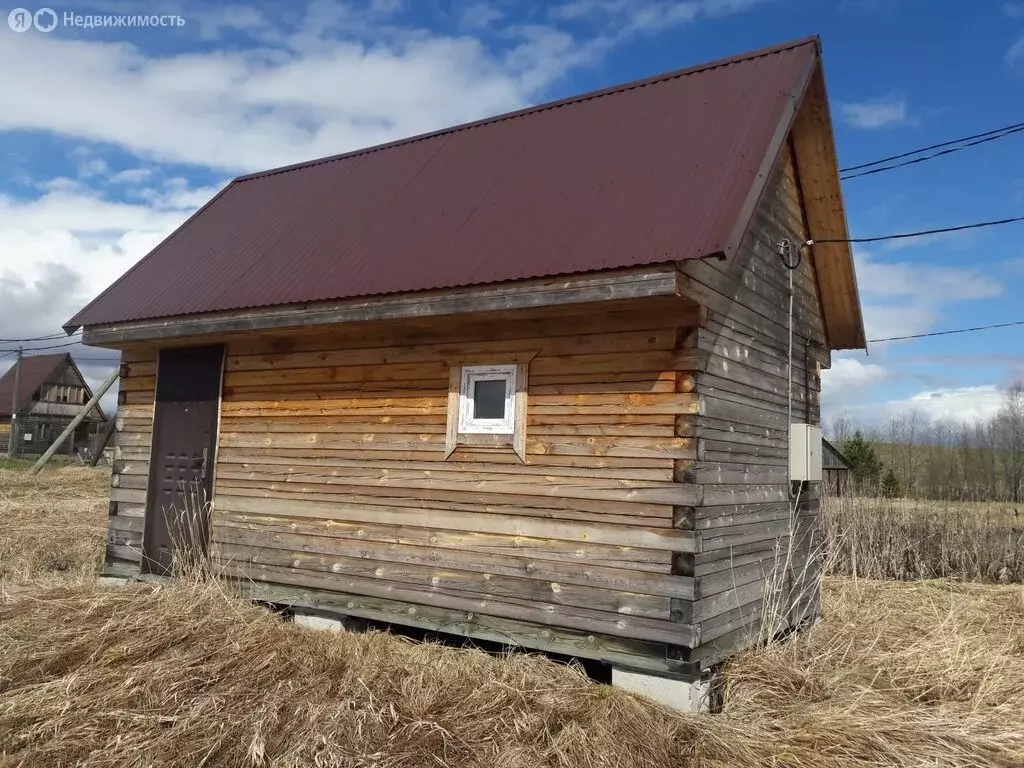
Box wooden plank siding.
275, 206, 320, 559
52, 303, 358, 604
106, 347, 156, 568
197, 301, 701, 671
678, 139, 825, 662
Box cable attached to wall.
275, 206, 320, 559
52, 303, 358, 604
778, 240, 801, 502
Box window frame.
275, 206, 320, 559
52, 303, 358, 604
445, 359, 530, 462
458, 364, 517, 435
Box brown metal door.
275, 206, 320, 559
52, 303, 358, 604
142, 345, 224, 575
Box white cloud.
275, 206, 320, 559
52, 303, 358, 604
839, 98, 911, 129
855, 250, 1002, 301
823, 374, 1006, 427
821, 356, 889, 406
110, 168, 153, 185
0, 33, 536, 173
38, 177, 88, 195
0, 187, 199, 342
136, 178, 228, 209
861, 304, 938, 343
852, 248, 1003, 342
820, 247, 1011, 421
885, 385, 1005, 423
77, 157, 109, 178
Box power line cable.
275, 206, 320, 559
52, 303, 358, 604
6, 216, 1022, 353
839, 119, 1024, 174
0, 331, 81, 343
0, 339, 83, 354
840, 124, 1024, 180
869, 319, 1024, 344
806, 214, 1024, 246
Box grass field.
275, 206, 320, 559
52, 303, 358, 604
1, 467, 1023, 767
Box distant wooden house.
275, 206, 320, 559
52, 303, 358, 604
0, 353, 106, 457
822, 438, 854, 495
67, 37, 864, 698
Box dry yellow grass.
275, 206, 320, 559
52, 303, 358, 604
1, 469, 1022, 767
726, 579, 1024, 767
0, 467, 107, 586
823, 494, 1024, 582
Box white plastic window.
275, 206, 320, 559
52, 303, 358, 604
458, 365, 516, 434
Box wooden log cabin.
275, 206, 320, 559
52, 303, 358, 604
0, 353, 107, 458
66, 37, 864, 684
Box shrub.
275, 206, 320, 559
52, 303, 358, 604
880, 469, 902, 499
821, 494, 1024, 583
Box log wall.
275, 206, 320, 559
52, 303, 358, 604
106, 347, 157, 568
680, 140, 826, 663
206, 302, 702, 672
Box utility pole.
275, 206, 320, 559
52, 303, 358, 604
7, 346, 22, 459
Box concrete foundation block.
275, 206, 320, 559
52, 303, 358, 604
294, 613, 345, 632
612, 668, 710, 713
98, 576, 129, 588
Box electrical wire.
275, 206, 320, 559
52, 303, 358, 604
841, 126, 1024, 180
806, 214, 1024, 246
6, 214, 1021, 355
0, 331, 81, 343
869, 319, 1024, 344
0, 339, 83, 353
839, 119, 1024, 176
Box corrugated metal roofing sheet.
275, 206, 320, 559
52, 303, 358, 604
0, 354, 68, 417
67, 37, 819, 330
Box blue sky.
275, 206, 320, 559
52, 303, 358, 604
0, 0, 1022, 424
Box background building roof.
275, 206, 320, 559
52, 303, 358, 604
0, 354, 69, 418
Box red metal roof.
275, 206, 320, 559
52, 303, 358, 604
0, 354, 68, 417
67, 37, 819, 330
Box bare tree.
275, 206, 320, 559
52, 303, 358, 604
827, 412, 854, 444
995, 382, 1024, 503
828, 384, 1024, 502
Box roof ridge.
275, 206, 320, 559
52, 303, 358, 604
1, 352, 68, 372
235, 35, 820, 183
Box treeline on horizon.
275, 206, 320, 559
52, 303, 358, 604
827, 382, 1024, 503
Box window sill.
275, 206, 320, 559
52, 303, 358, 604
453, 432, 514, 450
445, 434, 522, 463
458, 432, 513, 446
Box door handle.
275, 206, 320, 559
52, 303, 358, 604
200, 447, 209, 480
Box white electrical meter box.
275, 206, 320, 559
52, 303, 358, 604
789, 424, 822, 482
